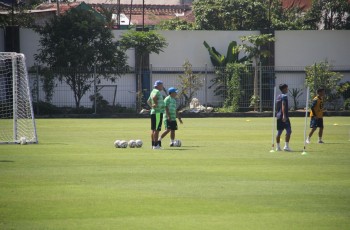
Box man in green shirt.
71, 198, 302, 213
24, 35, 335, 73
147, 80, 165, 149
158, 87, 183, 147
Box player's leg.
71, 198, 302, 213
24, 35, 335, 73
306, 117, 317, 143
154, 113, 163, 148
159, 118, 170, 144
317, 118, 324, 143
284, 119, 292, 151
276, 119, 283, 151
151, 114, 156, 148
169, 120, 178, 147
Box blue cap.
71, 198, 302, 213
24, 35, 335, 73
168, 87, 178, 94
154, 80, 163, 87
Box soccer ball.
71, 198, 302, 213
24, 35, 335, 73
135, 139, 143, 148
20, 137, 27, 145
114, 140, 121, 148
128, 140, 136, 148
174, 139, 181, 147
119, 140, 128, 148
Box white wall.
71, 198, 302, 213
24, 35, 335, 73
275, 30, 350, 67
19, 28, 41, 67
150, 30, 259, 67
6, 29, 350, 69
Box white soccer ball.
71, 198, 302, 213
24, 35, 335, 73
20, 137, 27, 145
128, 140, 136, 148
135, 139, 143, 148
119, 140, 128, 148
114, 140, 121, 148
174, 139, 182, 147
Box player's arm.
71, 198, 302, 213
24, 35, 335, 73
165, 105, 171, 120
282, 99, 287, 121
147, 96, 152, 108
151, 94, 158, 108
176, 109, 183, 124
310, 99, 318, 118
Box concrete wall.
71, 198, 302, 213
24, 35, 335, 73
12, 29, 350, 69
2, 29, 350, 109
275, 30, 350, 67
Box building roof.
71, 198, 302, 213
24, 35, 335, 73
34, 1, 193, 26
282, 0, 312, 10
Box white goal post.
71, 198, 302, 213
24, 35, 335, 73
0, 52, 38, 144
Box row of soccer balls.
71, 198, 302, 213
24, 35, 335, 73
114, 139, 182, 148
114, 139, 143, 148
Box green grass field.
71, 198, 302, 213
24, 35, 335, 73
1, 117, 350, 230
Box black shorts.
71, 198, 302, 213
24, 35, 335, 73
310, 117, 324, 128
151, 113, 163, 131
164, 119, 178, 130
277, 118, 292, 135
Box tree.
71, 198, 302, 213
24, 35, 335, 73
305, 0, 350, 30
177, 60, 203, 109
305, 61, 342, 102
203, 40, 249, 101
157, 17, 196, 30
192, 0, 304, 31
119, 30, 168, 110
35, 7, 128, 109
0, 1, 35, 27
268, 0, 305, 30
239, 34, 275, 111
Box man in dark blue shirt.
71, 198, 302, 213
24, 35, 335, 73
276, 83, 292, 151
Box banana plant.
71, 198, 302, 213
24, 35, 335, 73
203, 40, 249, 97
203, 40, 247, 67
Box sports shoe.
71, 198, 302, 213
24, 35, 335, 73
318, 140, 324, 144
152, 145, 161, 150
306, 138, 311, 144
283, 146, 292, 152
276, 147, 282, 151
170, 143, 175, 147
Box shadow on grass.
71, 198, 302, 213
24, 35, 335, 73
0, 160, 14, 163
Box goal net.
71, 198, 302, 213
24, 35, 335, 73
0, 52, 38, 144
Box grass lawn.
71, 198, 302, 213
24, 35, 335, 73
0, 117, 350, 230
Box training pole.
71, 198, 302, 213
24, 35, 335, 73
270, 86, 277, 152
302, 86, 310, 155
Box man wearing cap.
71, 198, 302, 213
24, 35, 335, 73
158, 87, 183, 147
147, 80, 165, 149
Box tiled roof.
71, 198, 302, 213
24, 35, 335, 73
282, 0, 312, 10
35, 2, 193, 26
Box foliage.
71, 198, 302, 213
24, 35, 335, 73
305, 61, 343, 106
239, 34, 275, 111
157, 17, 196, 30
222, 63, 248, 112
337, 81, 350, 100
119, 30, 168, 110
304, 0, 350, 30
0, 3, 35, 27
268, 0, 306, 30
177, 60, 203, 109
192, 0, 305, 30
289, 88, 303, 110
119, 30, 168, 57
34, 7, 128, 109
203, 40, 249, 99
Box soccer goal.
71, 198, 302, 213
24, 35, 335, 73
0, 52, 38, 144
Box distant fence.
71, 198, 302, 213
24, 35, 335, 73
28, 65, 350, 115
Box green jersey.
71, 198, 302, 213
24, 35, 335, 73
149, 89, 165, 114
163, 95, 177, 120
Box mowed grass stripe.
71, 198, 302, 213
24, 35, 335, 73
0, 117, 349, 230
